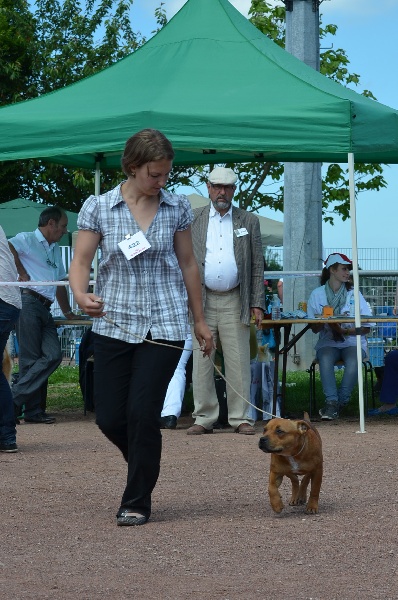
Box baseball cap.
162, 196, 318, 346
324, 253, 352, 269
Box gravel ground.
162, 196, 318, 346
2, 412, 398, 600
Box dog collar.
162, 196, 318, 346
292, 440, 306, 457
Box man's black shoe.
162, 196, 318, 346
24, 412, 56, 424
160, 415, 177, 429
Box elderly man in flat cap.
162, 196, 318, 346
188, 167, 265, 435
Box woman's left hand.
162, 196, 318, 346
193, 321, 215, 357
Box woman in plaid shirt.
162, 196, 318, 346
69, 129, 213, 526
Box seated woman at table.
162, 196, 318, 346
307, 253, 372, 420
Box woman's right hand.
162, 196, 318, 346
75, 293, 106, 318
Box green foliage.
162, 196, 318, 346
249, 0, 285, 45
264, 247, 283, 272
0, 0, 146, 207
283, 369, 372, 419
153, 2, 167, 33
32, 0, 141, 95
0, 0, 36, 105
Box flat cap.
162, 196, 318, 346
208, 167, 238, 185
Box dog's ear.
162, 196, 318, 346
296, 421, 309, 434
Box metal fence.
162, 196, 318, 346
360, 275, 398, 364
266, 247, 398, 272
8, 324, 91, 366
57, 324, 92, 365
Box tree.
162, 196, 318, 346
0, 0, 36, 105
0, 0, 149, 209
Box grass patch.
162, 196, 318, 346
47, 366, 83, 412
45, 365, 378, 416
284, 368, 372, 418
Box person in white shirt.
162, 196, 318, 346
188, 167, 265, 435
9, 206, 80, 424
307, 253, 372, 420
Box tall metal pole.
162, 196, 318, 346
283, 0, 323, 370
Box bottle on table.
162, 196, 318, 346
271, 294, 281, 320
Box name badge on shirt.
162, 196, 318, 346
234, 228, 248, 237
118, 232, 151, 260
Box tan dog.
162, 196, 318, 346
2, 341, 13, 384
258, 412, 323, 514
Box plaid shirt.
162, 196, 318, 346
77, 184, 192, 343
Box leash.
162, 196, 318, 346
102, 315, 277, 419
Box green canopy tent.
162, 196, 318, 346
0, 0, 397, 169
0, 198, 78, 246
1, 0, 397, 432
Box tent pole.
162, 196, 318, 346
94, 161, 101, 196
93, 160, 101, 291
348, 152, 365, 434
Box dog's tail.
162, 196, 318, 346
303, 411, 310, 422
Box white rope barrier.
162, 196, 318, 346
264, 270, 398, 278
0, 281, 97, 286
2, 270, 396, 285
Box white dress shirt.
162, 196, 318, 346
204, 204, 239, 292
8, 229, 66, 302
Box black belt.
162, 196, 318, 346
22, 289, 53, 309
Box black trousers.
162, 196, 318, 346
93, 333, 183, 519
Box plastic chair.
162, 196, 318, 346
307, 357, 375, 418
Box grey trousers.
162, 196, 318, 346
191, 287, 253, 429
13, 294, 62, 417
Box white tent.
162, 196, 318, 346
187, 194, 283, 247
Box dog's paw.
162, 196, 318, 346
289, 498, 306, 506
305, 503, 319, 515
